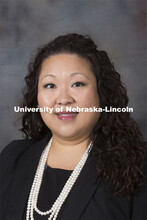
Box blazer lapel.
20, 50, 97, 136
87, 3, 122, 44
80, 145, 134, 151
6, 134, 100, 220
61, 150, 101, 220
6, 133, 51, 220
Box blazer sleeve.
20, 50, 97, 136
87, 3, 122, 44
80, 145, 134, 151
0, 139, 36, 220
0, 141, 20, 219
131, 149, 147, 220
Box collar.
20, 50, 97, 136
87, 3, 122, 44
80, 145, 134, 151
6, 133, 100, 220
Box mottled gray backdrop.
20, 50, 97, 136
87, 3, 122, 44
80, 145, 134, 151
0, 0, 147, 152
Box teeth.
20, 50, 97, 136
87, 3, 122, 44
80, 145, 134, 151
59, 114, 76, 116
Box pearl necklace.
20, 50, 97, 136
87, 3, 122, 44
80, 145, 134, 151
26, 137, 93, 220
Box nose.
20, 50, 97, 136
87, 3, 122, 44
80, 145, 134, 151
56, 88, 75, 105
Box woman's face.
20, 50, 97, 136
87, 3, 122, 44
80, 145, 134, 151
37, 54, 100, 141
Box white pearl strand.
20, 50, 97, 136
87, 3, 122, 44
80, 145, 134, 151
26, 137, 93, 220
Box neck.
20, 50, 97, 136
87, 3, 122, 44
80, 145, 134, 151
47, 134, 92, 170
52, 134, 91, 153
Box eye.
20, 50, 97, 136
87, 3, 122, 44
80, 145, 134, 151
72, 82, 85, 87
44, 83, 56, 89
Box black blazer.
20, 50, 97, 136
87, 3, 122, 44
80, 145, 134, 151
0, 133, 146, 220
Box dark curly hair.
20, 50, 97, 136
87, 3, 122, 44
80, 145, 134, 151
20, 33, 146, 198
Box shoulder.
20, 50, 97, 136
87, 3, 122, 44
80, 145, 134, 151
0, 138, 37, 179
130, 142, 147, 219
0, 138, 36, 163
0, 133, 51, 174
0, 138, 37, 203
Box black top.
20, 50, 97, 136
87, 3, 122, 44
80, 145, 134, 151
1, 134, 147, 220
23, 164, 72, 220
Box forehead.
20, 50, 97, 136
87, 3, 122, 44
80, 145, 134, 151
40, 53, 92, 75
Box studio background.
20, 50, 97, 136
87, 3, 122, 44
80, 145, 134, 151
0, 0, 146, 152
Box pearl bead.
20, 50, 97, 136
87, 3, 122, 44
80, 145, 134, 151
26, 137, 93, 220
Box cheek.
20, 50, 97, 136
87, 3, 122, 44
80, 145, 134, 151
37, 92, 52, 107
37, 93, 45, 106
77, 89, 99, 107
79, 111, 100, 133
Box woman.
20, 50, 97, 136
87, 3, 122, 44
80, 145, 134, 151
0, 33, 146, 220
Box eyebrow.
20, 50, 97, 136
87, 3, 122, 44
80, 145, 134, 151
41, 74, 56, 81
41, 72, 90, 81
71, 72, 90, 79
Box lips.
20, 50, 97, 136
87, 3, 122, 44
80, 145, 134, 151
55, 112, 79, 121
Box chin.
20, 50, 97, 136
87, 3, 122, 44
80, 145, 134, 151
53, 130, 81, 140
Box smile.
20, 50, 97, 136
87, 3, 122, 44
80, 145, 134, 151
55, 112, 79, 121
